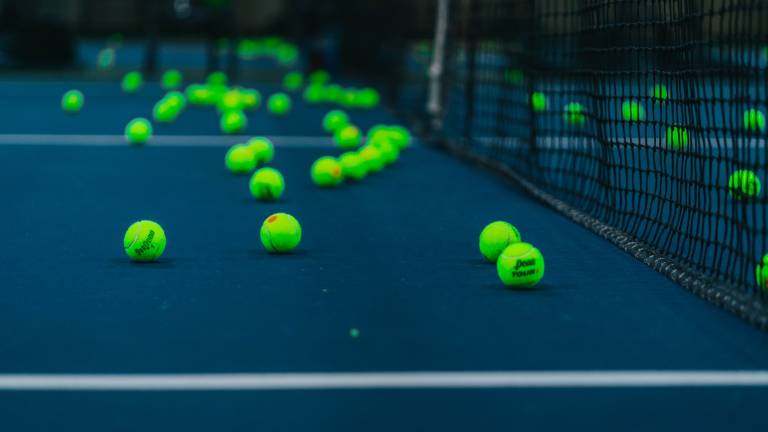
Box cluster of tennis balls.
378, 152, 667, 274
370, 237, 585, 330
224, 137, 289, 200
478, 221, 545, 288
235, 37, 299, 66
301, 72, 379, 109
310, 111, 411, 187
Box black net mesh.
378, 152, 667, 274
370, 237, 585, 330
385, 0, 768, 325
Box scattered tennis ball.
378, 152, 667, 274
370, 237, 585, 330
309, 70, 330, 84
357, 87, 380, 108
161, 69, 183, 90
564, 102, 586, 125
283, 71, 303, 91
385, 126, 412, 150
260, 213, 302, 253
666, 127, 689, 150
370, 137, 399, 165
357, 145, 385, 174
163, 91, 186, 111
652, 84, 668, 101
121, 71, 143, 93
186, 84, 213, 106
238, 88, 261, 110
323, 110, 349, 133
124, 220, 166, 262
246, 137, 274, 164
531, 92, 547, 112
268, 93, 291, 115
217, 90, 244, 113
124, 118, 153, 145
755, 254, 768, 292
153, 100, 179, 123
479, 221, 522, 262
744, 109, 766, 133
225, 144, 257, 174
303, 84, 324, 103
335, 125, 362, 149
621, 100, 645, 122
61, 90, 84, 113
497, 242, 544, 288
249, 167, 285, 201
728, 169, 761, 200
207, 71, 227, 86
220, 110, 247, 134
323, 85, 343, 103
338, 152, 367, 181
311, 156, 344, 187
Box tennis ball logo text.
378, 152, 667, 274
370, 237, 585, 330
512, 258, 538, 276
134, 230, 156, 256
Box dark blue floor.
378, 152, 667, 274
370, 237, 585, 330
1, 51, 768, 428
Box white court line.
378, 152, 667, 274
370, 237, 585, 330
0, 371, 767, 391
0, 134, 334, 147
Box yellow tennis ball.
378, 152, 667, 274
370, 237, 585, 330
357, 145, 385, 173
246, 137, 274, 164
311, 156, 344, 187
497, 242, 544, 288
123, 220, 166, 262
479, 221, 521, 262
338, 152, 367, 181
225, 144, 257, 174
260, 213, 302, 253
249, 167, 285, 200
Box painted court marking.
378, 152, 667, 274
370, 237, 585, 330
0, 371, 767, 391
0, 134, 334, 147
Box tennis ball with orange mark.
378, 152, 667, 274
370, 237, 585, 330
261, 213, 302, 253
311, 156, 343, 187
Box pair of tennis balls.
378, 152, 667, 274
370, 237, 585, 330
225, 137, 275, 174
479, 221, 544, 288
123, 213, 302, 261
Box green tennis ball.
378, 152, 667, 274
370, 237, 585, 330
163, 91, 186, 111
357, 145, 385, 173
311, 156, 344, 187
479, 221, 522, 262
186, 84, 213, 106
153, 100, 179, 123
531, 92, 547, 112
303, 84, 324, 103
249, 167, 285, 200
246, 137, 274, 164
323, 85, 343, 103
323, 110, 349, 133
217, 90, 245, 113
652, 84, 668, 101
755, 254, 768, 293
335, 125, 362, 149
61, 89, 84, 113
238, 88, 261, 110
161, 69, 183, 90
124, 220, 167, 262
666, 127, 689, 150
384, 126, 411, 150
207, 71, 228, 86
124, 118, 153, 145
744, 109, 766, 133
727, 169, 761, 200
309, 70, 330, 84
621, 100, 645, 122
369, 137, 399, 165
564, 102, 586, 125
121, 71, 143, 93
283, 71, 303, 91
225, 144, 257, 174
220, 110, 247, 134
356, 87, 380, 108
260, 212, 302, 253
268, 93, 291, 115
497, 242, 544, 288
339, 90, 359, 108
338, 152, 367, 181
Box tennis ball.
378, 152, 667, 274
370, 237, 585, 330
225, 144, 257, 174
186, 84, 213, 106
311, 156, 344, 187
207, 71, 227, 86
386, 126, 411, 150
666, 127, 689, 150
217, 90, 245, 113
121, 71, 143, 93
124, 118, 153, 145
335, 125, 362, 149
531, 92, 547, 112
479, 221, 522, 262
124, 220, 166, 262
652, 84, 668, 101
369, 137, 399, 165
497, 242, 544, 288
249, 167, 285, 200
357, 145, 385, 173
621, 100, 645, 122
755, 254, 768, 292
338, 152, 367, 181
153, 100, 179, 123
357, 87, 380, 108
238, 88, 261, 110
309, 70, 330, 84
61, 90, 84, 113
303, 84, 324, 103
220, 110, 247, 134
323, 85, 343, 103
161, 69, 183, 90
246, 137, 274, 164
268, 93, 291, 115
163, 91, 186, 111
260, 213, 302, 253
728, 169, 761, 200
283, 71, 303, 91
564, 102, 586, 125
323, 110, 349, 133
340, 90, 359, 108
744, 109, 766, 133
